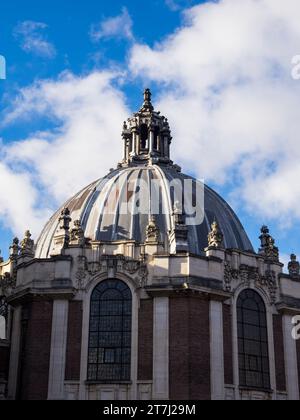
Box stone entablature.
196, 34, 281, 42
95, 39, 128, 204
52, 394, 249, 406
3, 236, 299, 310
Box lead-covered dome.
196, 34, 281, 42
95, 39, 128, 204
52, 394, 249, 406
35, 90, 253, 258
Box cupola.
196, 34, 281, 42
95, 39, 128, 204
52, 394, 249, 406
120, 89, 172, 166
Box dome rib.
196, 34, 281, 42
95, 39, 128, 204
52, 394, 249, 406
35, 165, 253, 259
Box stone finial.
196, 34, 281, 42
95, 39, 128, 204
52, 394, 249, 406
207, 221, 224, 249
259, 225, 279, 262
146, 215, 160, 243
288, 254, 300, 278
20, 230, 34, 256
169, 201, 188, 254
141, 88, 154, 112
173, 201, 185, 225
9, 237, 20, 259
70, 220, 85, 246
59, 208, 72, 232
52, 208, 72, 253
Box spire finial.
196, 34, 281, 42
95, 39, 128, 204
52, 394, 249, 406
141, 88, 154, 112
144, 88, 151, 102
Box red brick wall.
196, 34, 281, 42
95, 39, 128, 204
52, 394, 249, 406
0, 343, 10, 380
169, 297, 190, 400
169, 296, 211, 400
138, 299, 153, 381
19, 300, 53, 400
223, 304, 233, 385
65, 301, 83, 381
273, 315, 286, 392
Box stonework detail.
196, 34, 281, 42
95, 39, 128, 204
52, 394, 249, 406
0, 273, 16, 295
9, 237, 20, 259
224, 262, 278, 303
75, 256, 88, 290
169, 202, 188, 254
20, 231, 34, 257
208, 221, 224, 249
70, 220, 86, 246
224, 262, 239, 292
85, 255, 148, 288
288, 254, 300, 278
52, 208, 72, 253
146, 216, 160, 243
259, 225, 279, 262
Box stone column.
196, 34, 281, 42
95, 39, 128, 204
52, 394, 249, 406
210, 300, 225, 400
282, 314, 299, 400
48, 300, 69, 400
132, 131, 137, 156
153, 297, 169, 399
156, 135, 161, 155
149, 129, 154, 154
7, 306, 21, 400
164, 137, 169, 159
136, 132, 140, 155
123, 138, 127, 162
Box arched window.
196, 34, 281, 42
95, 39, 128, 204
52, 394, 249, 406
88, 280, 132, 382
140, 124, 148, 149
153, 127, 159, 151
0, 296, 8, 340
237, 289, 270, 390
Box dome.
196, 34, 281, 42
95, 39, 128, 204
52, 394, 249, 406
35, 90, 253, 258
35, 164, 253, 258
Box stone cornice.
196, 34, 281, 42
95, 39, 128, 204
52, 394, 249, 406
276, 296, 300, 314
145, 283, 231, 301
7, 286, 75, 305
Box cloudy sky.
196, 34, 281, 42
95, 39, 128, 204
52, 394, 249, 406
0, 0, 300, 266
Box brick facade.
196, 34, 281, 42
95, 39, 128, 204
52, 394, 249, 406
138, 299, 153, 381
65, 301, 83, 381
169, 295, 210, 400
18, 301, 53, 400
273, 315, 286, 392
223, 303, 234, 385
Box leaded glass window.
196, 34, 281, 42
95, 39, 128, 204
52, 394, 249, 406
88, 280, 132, 382
237, 289, 270, 390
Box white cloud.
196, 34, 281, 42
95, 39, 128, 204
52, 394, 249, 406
14, 21, 56, 58
165, 0, 197, 12
0, 162, 51, 237
90, 7, 134, 42
1, 70, 129, 238
165, 0, 182, 11
129, 0, 300, 225
3, 0, 300, 244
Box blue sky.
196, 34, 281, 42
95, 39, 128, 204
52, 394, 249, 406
1, 0, 300, 266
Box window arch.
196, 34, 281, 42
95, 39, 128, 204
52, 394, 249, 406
237, 289, 270, 390
88, 280, 132, 382
140, 124, 148, 150
0, 296, 8, 340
